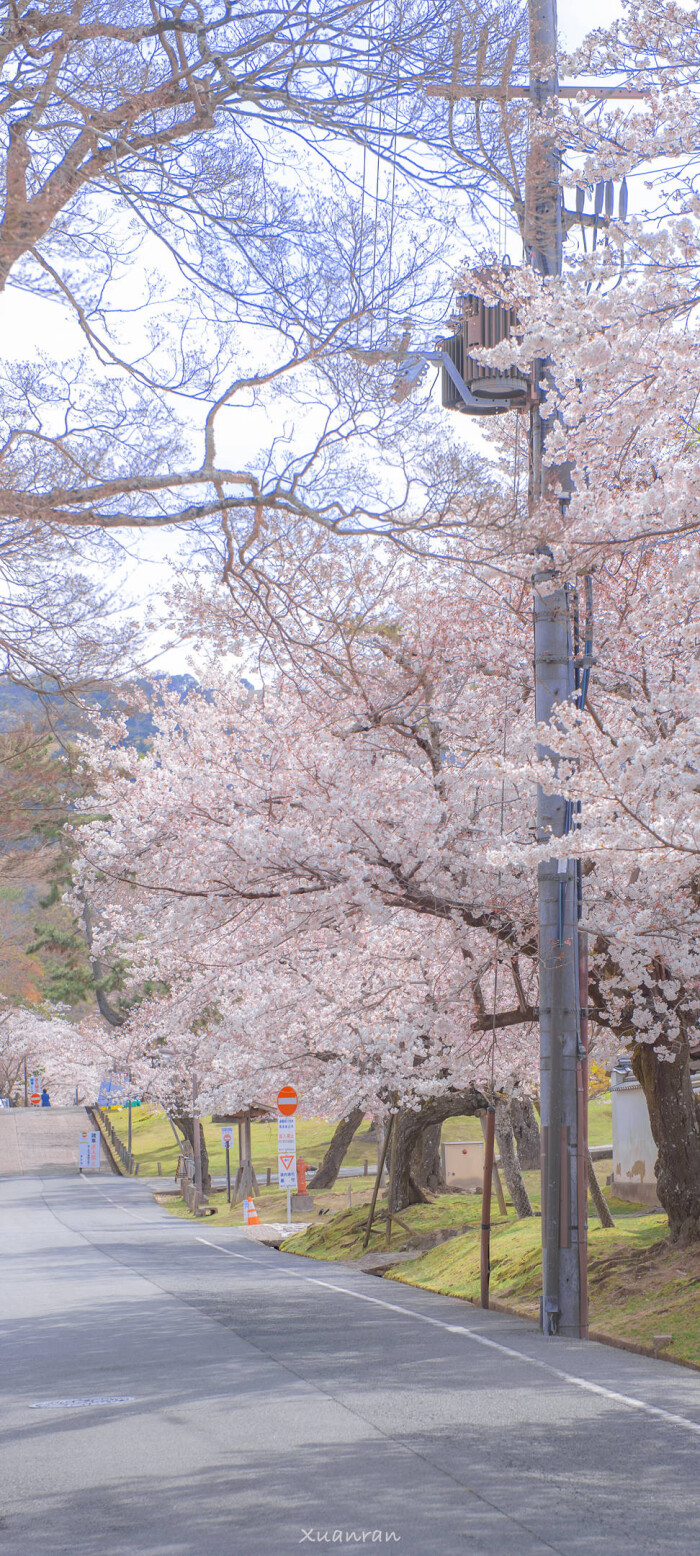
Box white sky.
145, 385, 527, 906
559, 0, 622, 51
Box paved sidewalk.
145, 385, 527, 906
0, 1106, 108, 1175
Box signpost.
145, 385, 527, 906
29, 1075, 40, 1107
79, 1130, 101, 1172
277, 1086, 298, 1223
221, 1125, 235, 1202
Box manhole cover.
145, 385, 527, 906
30, 1396, 136, 1409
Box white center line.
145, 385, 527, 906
195, 1234, 700, 1440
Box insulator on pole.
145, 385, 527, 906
594, 180, 604, 216
619, 176, 629, 221
575, 186, 585, 215
605, 179, 614, 217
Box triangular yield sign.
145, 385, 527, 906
279, 1154, 294, 1170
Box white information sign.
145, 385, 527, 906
221, 1126, 235, 1148
277, 1114, 297, 1190
79, 1130, 101, 1172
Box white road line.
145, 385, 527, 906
79, 1177, 169, 1221
195, 1234, 700, 1440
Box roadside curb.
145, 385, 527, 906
468, 1296, 700, 1375
279, 1242, 700, 1376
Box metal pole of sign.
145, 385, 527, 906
192, 1072, 203, 1198
286, 1186, 292, 1226
24, 1058, 28, 1108
225, 1143, 231, 1203
127, 1094, 133, 1164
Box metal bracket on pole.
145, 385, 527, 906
394, 349, 511, 415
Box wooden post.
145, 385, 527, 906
577, 928, 590, 1334
385, 1110, 400, 1247
481, 1107, 496, 1308
480, 1114, 507, 1217
363, 1116, 394, 1249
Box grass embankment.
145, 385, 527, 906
388, 1216, 700, 1369
103, 1097, 615, 1178
282, 1158, 631, 1260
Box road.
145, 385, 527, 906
2, 1175, 699, 1556
0, 1106, 111, 1176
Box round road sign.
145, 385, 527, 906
277, 1085, 298, 1116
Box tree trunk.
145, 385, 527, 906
632, 1038, 700, 1243
388, 1086, 488, 1212
587, 1149, 614, 1228
494, 1099, 533, 1218
510, 1095, 541, 1171
410, 1122, 445, 1194
173, 1113, 211, 1195
308, 1107, 365, 1191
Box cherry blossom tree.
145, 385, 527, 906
64, 551, 546, 1205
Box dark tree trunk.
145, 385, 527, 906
632, 1039, 700, 1243
173, 1113, 212, 1195
510, 1095, 541, 1171
587, 1149, 614, 1228
308, 1107, 365, 1191
410, 1122, 445, 1195
388, 1087, 488, 1212
494, 1099, 533, 1218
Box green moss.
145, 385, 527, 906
281, 1193, 508, 1259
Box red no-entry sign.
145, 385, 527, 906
277, 1085, 298, 1116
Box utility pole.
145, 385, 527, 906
526, 0, 586, 1338
415, 1, 642, 1336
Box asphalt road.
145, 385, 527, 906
2, 1175, 699, 1556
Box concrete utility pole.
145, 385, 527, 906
416, 1, 642, 1336
526, 0, 586, 1338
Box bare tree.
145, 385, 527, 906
0, 0, 526, 681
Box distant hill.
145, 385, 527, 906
0, 672, 202, 1008
0, 673, 201, 751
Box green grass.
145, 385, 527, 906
281, 1191, 492, 1259
112, 1096, 614, 1181
280, 1162, 633, 1260
111, 1108, 379, 1179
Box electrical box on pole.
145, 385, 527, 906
439, 288, 529, 413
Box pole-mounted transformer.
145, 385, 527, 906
438, 288, 529, 414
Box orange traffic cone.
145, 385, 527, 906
247, 1199, 261, 1226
